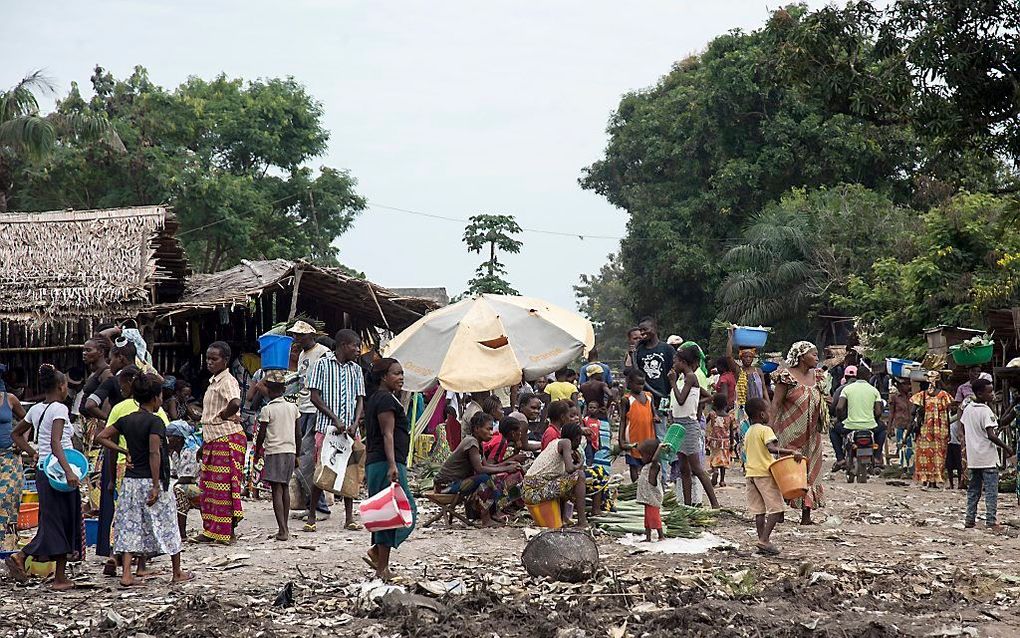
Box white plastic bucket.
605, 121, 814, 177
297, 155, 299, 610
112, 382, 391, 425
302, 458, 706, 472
359, 482, 414, 532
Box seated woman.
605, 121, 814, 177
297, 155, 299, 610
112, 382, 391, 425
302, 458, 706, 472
484, 416, 541, 514
523, 421, 589, 528
433, 412, 521, 526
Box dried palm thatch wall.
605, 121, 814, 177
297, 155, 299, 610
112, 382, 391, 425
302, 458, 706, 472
0, 206, 190, 384
146, 259, 439, 374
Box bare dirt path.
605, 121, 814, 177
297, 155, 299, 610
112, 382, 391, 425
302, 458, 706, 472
3, 460, 1020, 637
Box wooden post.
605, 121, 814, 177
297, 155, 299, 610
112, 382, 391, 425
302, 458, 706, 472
366, 282, 390, 331
288, 266, 303, 322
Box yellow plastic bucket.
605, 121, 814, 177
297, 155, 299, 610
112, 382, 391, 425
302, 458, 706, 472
25, 557, 55, 578
769, 456, 808, 500
21, 491, 38, 504
526, 500, 563, 529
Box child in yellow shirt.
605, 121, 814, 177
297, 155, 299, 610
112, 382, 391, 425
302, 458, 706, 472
743, 398, 800, 555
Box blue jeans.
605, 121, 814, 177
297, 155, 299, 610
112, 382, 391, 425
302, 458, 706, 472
966, 468, 998, 526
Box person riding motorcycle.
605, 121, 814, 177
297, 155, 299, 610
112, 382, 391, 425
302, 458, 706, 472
835, 363, 887, 470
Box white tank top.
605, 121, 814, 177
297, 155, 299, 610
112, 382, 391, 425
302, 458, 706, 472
670, 375, 700, 420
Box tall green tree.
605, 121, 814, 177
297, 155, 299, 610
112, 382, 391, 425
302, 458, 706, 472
580, 4, 919, 341
461, 214, 523, 296
580, 1, 1018, 344
9, 66, 365, 272
835, 192, 1020, 359
0, 71, 123, 212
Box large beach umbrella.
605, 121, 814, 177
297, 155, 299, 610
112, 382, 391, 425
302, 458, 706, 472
382, 294, 595, 392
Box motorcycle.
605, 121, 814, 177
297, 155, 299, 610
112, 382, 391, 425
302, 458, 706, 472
843, 429, 880, 484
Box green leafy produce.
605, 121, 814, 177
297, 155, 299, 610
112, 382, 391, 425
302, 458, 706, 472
592, 494, 718, 539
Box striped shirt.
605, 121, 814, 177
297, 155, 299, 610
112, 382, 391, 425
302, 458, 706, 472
307, 352, 365, 434
200, 370, 243, 442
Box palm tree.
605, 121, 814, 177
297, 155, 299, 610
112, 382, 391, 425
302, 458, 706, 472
0, 70, 124, 212
717, 206, 818, 326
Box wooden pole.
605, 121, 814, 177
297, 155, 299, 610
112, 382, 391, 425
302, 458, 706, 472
288, 266, 303, 322
366, 282, 390, 331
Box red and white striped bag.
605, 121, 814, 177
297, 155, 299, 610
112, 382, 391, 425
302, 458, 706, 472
359, 483, 414, 532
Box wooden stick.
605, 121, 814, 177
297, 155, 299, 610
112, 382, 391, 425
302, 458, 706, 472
288, 266, 303, 322
366, 282, 390, 331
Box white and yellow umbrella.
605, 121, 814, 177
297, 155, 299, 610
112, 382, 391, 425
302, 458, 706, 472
382, 294, 595, 392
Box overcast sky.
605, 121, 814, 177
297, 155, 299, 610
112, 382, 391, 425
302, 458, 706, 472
7, 0, 826, 311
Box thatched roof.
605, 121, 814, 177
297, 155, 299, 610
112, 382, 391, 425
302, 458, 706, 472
390, 287, 450, 306
0, 206, 190, 323
150, 259, 438, 332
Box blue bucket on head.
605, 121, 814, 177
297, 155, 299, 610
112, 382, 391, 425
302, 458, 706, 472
733, 326, 770, 348
258, 334, 294, 370
761, 361, 779, 374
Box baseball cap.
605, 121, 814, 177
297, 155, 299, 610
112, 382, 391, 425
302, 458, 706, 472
666, 335, 684, 346
585, 363, 604, 376
843, 365, 858, 378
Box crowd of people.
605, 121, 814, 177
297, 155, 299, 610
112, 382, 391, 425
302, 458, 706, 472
0, 313, 1017, 588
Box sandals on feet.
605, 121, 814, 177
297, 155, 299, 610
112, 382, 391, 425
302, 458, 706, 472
756, 543, 781, 556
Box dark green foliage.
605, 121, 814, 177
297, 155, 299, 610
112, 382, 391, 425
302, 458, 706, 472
8, 66, 365, 273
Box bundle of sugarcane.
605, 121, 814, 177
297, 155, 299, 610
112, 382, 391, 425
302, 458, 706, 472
662, 505, 717, 538
591, 496, 718, 539
617, 482, 638, 500
589, 499, 647, 536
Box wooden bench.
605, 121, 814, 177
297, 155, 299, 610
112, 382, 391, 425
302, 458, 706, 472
422, 491, 475, 528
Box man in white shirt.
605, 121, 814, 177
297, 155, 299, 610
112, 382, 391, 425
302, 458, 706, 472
288, 321, 331, 520
961, 379, 1013, 529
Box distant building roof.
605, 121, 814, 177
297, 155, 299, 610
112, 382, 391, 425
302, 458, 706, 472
0, 206, 190, 323
389, 287, 450, 306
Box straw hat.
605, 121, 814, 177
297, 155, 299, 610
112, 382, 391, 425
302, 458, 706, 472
287, 320, 318, 335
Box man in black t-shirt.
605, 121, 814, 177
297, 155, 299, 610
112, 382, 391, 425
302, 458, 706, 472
634, 317, 676, 409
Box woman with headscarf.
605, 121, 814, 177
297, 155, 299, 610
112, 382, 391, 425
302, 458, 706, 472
0, 364, 26, 549
726, 332, 771, 472
911, 371, 953, 488
772, 341, 828, 525
727, 328, 771, 406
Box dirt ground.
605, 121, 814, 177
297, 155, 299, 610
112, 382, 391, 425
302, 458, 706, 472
4, 458, 1020, 638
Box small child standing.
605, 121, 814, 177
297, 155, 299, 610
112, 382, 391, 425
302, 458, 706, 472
961, 379, 1013, 529
946, 403, 966, 490
256, 370, 302, 541
743, 398, 800, 555
581, 400, 602, 466
706, 394, 734, 487
635, 438, 664, 542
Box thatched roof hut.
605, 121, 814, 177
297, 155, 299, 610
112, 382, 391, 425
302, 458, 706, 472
0, 206, 189, 324
150, 259, 435, 332
144, 259, 439, 374
0, 206, 190, 385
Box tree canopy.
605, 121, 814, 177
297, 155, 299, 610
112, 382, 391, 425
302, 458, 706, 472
461, 214, 523, 296
0, 71, 123, 212
9, 66, 365, 273
579, 1, 1020, 354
